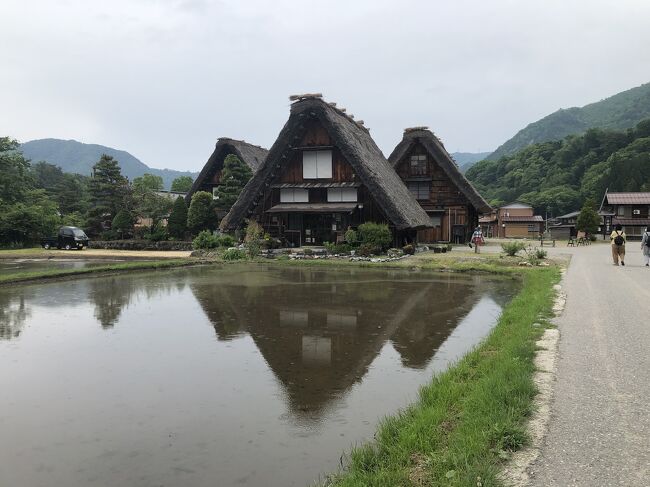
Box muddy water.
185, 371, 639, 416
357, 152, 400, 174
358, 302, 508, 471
0, 264, 518, 487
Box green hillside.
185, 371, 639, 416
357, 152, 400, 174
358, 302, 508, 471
466, 119, 650, 216
489, 82, 650, 160
20, 139, 197, 190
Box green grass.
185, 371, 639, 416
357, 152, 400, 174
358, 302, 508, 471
0, 259, 197, 285
325, 266, 560, 487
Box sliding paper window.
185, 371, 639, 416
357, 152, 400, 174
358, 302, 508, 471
280, 188, 309, 203
303, 150, 332, 179
327, 188, 357, 202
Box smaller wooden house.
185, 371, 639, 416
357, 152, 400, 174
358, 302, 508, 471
388, 128, 491, 243
600, 191, 650, 239
220, 95, 431, 246
481, 202, 544, 238
549, 211, 579, 239
187, 138, 268, 202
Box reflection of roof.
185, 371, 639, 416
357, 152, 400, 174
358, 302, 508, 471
266, 203, 357, 213
612, 218, 650, 226
502, 215, 544, 223
605, 192, 650, 205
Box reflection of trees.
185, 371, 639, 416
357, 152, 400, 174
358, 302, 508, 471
190, 266, 497, 422
0, 293, 30, 340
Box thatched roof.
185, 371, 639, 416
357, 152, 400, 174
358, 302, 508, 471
388, 128, 492, 214
187, 138, 268, 199
220, 97, 432, 231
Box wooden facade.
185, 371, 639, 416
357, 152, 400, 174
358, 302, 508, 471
600, 191, 650, 239
389, 129, 491, 243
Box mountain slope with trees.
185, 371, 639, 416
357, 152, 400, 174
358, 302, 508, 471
466, 119, 650, 216
20, 138, 197, 190
489, 82, 650, 160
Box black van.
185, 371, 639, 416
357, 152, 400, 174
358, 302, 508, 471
41, 226, 90, 250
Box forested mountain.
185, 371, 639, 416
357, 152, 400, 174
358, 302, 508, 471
466, 119, 650, 216
20, 139, 197, 190
450, 152, 492, 173
489, 82, 650, 160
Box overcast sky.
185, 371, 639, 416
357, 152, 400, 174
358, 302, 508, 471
2, 0, 650, 172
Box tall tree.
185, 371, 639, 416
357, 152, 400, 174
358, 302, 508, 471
86, 154, 130, 236
187, 191, 215, 234
168, 196, 188, 239
171, 176, 194, 193
131, 173, 170, 235
214, 155, 252, 211
0, 137, 32, 205
576, 198, 600, 235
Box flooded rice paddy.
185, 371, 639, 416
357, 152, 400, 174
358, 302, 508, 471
0, 258, 126, 273
0, 264, 518, 487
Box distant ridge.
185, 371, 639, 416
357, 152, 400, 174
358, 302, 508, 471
20, 138, 197, 190
489, 82, 650, 160
451, 152, 492, 173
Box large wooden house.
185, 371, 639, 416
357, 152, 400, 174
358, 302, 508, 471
187, 137, 268, 203
388, 128, 491, 243
220, 95, 431, 246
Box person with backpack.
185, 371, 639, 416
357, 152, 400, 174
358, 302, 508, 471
641, 226, 650, 267
610, 224, 626, 266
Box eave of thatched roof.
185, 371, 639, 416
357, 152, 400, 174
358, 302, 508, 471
220, 97, 432, 232
388, 128, 492, 214
187, 138, 268, 199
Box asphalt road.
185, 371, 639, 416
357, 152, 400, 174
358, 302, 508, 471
529, 242, 650, 486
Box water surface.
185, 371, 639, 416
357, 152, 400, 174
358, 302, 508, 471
0, 264, 517, 487
0, 258, 125, 274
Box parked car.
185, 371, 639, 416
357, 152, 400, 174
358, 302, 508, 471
41, 226, 90, 250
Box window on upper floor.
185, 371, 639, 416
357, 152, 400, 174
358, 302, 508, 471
409, 154, 427, 176
407, 181, 430, 200
617, 206, 625, 216
303, 150, 332, 179
280, 188, 309, 203
327, 187, 357, 202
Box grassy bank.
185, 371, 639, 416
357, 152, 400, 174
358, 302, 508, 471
324, 266, 560, 486
0, 259, 197, 285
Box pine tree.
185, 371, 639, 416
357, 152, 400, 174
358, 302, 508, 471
214, 155, 252, 211
112, 209, 134, 239
576, 198, 600, 235
86, 154, 130, 236
187, 191, 215, 234
168, 196, 188, 238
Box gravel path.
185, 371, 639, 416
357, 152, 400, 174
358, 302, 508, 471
529, 242, 650, 486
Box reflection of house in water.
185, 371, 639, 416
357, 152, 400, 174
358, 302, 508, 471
0, 293, 29, 340
189, 267, 502, 420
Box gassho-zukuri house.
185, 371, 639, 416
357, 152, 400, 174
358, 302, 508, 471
218, 94, 491, 246
186, 137, 269, 217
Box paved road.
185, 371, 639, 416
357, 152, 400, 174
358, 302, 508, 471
529, 243, 650, 486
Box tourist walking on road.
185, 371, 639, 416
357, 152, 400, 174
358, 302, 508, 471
471, 226, 484, 254
610, 224, 626, 266
642, 227, 650, 267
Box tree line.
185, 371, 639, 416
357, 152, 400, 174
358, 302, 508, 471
466, 118, 650, 216
0, 138, 251, 246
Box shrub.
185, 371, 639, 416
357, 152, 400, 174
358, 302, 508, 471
534, 248, 548, 259
216, 234, 235, 247
357, 243, 379, 257
244, 220, 264, 258
344, 228, 358, 245
111, 209, 134, 239
358, 222, 392, 251
325, 242, 353, 254
402, 244, 415, 255
501, 241, 526, 256
303, 248, 314, 256
144, 222, 168, 242
222, 248, 246, 260
100, 229, 118, 241
192, 230, 218, 249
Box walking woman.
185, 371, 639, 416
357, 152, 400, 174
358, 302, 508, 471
610, 224, 626, 266
642, 227, 650, 267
